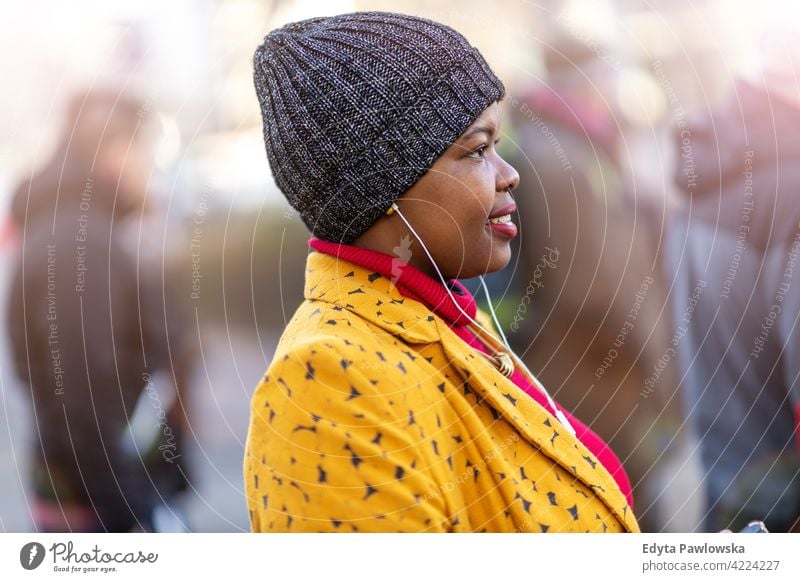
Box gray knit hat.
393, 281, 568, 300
253, 11, 505, 244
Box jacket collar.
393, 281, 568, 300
435, 319, 639, 532
307, 237, 477, 326
304, 249, 442, 344
303, 250, 638, 531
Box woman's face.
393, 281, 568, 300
356, 101, 520, 280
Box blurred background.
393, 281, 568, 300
1, 0, 799, 532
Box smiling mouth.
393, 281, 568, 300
487, 214, 512, 225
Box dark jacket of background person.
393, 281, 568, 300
666, 79, 800, 532
6, 90, 190, 532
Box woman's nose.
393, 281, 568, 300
497, 156, 520, 192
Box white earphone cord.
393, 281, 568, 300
390, 202, 575, 435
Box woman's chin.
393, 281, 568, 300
461, 249, 512, 279
487, 242, 513, 271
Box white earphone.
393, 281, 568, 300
389, 201, 576, 435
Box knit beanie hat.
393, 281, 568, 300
253, 11, 505, 244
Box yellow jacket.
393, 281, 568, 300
244, 251, 640, 532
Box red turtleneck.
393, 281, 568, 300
307, 237, 633, 508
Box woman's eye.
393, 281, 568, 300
467, 139, 500, 159
468, 145, 487, 159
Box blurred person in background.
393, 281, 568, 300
6, 86, 193, 532
507, 27, 674, 530
664, 38, 800, 531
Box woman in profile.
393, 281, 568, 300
245, 11, 638, 533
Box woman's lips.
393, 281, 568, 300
486, 214, 518, 238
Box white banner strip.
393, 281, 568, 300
1, 533, 798, 581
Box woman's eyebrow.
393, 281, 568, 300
457, 124, 497, 143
